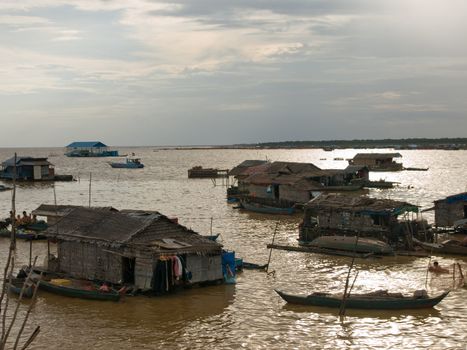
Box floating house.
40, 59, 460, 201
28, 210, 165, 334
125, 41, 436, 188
299, 194, 427, 250
227, 160, 369, 209
434, 192, 467, 229
65, 141, 119, 157
348, 153, 403, 171
39, 206, 230, 293
0, 156, 72, 181
188, 166, 229, 178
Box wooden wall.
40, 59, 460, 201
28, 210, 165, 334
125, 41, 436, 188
435, 201, 467, 227
186, 255, 222, 283
57, 241, 122, 283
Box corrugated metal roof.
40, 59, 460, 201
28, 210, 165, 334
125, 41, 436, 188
66, 141, 107, 148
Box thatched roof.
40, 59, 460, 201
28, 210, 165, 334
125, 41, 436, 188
32, 204, 116, 218
43, 206, 222, 255
228, 160, 269, 176
305, 194, 418, 215
264, 161, 321, 174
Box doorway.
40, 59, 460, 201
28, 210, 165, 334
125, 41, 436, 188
122, 257, 135, 284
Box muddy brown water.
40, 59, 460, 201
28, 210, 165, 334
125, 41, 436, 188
0, 148, 466, 349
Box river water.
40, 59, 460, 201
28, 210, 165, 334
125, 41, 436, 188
0, 147, 466, 349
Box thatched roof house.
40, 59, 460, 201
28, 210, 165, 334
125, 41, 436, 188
348, 153, 403, 171
40, 206, 224, 293
300, 194, 422, 248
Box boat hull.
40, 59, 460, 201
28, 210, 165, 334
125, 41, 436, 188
415, 239, 467, 256
7, 278, 34, 298
110, 163, 144, 169
37, 279, 120, 302
275, 290, 449, 310
309, 236, 394, 255
240, 201, 295, 215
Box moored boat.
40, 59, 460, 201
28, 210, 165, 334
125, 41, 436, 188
275, 289, 449, 309
0, 229, 46, 240
304, 235, 394, 255
33, 276, 121, 302
109, 157, 144, 169
414, 238, 467, 256
240, 200, 295, 215
7, 278, 35, 298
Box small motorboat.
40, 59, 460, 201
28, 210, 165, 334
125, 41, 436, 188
109, 157, 144, 169
275, 289, 449, 310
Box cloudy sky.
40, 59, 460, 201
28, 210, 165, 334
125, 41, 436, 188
1, 0, 466, 146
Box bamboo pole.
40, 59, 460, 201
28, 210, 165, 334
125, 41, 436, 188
266, 222, 279, 273
339, 234, 359, 318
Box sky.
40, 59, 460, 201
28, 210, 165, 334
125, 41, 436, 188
0, 0, 466, 146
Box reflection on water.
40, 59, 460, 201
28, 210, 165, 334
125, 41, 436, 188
0, 148, 466, 349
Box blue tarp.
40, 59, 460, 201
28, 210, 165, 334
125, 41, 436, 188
66, 141, 107, 148
222, 250, 236, 283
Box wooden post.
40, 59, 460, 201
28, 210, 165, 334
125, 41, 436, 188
266, 222, 279, 273
29, 240, 32, 267
88, 172, 92, 207
210, 217, 213, 235
339, 234, 359, 318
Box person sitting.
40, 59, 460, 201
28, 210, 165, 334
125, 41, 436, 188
99, 282, 111, 292
428, 261, 450, 274
31, 214, 38, 224
22, 211, 31, 225
16, 214, 23, 226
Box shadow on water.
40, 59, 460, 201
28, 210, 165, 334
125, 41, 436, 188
36, 284, 236, 328
280, 303, 442, 319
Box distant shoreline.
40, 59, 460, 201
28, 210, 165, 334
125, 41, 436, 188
1, 138, 466, 150
154, 138, 467, 150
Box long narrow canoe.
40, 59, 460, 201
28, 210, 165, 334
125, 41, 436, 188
35, 278, 120, 302
414, 238, 467, 256
240, 200, 295, 215
7, 278, 34, 298
275, 289, 449, 310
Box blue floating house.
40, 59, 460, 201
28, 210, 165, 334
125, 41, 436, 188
1, 156, 55, 180
65, 141, 119, 157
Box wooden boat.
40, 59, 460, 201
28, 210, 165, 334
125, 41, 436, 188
275, 289, 449, 309
33, 276, 121, 302
203, 233, 220, 241
109, 158, 144, 169
0, 229, 46, 240
240, 200, 295, 215
0, 184, 12, 192
243, 262, 268, 270
414, 238, 467, 256
307, 236, 394, 255
7, 278, 34, 298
